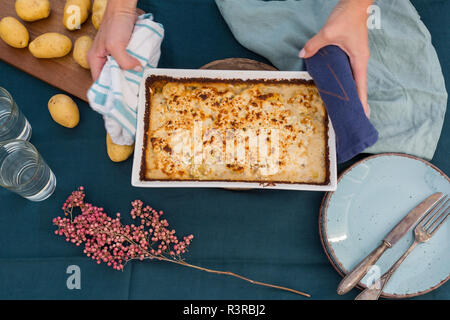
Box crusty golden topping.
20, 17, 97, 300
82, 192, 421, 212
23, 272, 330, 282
142, 77, 329, 184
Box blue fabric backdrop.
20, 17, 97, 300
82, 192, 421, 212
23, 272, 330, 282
0, 0, 448, 299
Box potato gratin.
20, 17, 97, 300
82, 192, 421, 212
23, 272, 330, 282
140, 76, 329, 184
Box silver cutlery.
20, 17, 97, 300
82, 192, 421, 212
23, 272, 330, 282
355, 194, 449, 300
337, 192, 444, 295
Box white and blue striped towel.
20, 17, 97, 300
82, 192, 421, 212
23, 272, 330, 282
87, 13, 164, 145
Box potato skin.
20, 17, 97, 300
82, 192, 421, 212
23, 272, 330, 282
106, 133, 134, 162
0, 17, 29, 48
73, 35, 92, 69
29, 33, 72, 58
48, 94, 80, 128
82, 0, 92, 12
63, 0, 91, 30
15, 0, 51, 22
80, 0, 92, 11
92, 0, 107, 30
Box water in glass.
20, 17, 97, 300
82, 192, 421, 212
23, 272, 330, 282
0, 140, 56, 201
0, 87, 32, 142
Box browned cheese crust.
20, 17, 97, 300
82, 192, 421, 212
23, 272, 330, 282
140, 76, 329, 185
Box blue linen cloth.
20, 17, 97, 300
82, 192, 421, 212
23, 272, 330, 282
87, 13, 164, 145
216, 0, 448, 160
305, 45, 379, 163
0, 0, 449, 301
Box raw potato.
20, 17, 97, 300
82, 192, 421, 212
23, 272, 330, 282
0, 17, 29, 48
15, 0, 51, 22
48, 94, 80, 128
63, 0, 91, 31
92, 0, 107, 30
80, 0, 92, 10
29, 33, 72, 58
73, 36, 92, 69
106, 133, 134, 162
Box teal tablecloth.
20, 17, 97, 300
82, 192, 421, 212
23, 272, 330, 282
0, 0, 448, 299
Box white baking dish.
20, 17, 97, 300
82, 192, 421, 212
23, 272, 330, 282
132, 68, 337, 191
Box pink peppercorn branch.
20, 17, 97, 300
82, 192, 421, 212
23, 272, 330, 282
53, 187, 310, 298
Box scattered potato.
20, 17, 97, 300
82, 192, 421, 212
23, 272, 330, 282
15, 0, 51, 22
92, 0, 107, 30
81, 0, 92, 11
29, 32, 72, 58
73, 35, 92, 69
0, 17, 29, 48
48, 94, 80, 128
63, 0, 91, 31
106, 133, 134, 162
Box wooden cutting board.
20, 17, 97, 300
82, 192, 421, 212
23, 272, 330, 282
0, 0, 97, 102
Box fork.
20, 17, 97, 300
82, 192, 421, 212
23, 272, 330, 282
355, 194, 449, 300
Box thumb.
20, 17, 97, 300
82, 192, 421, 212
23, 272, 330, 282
109, 46, 142, 72
299, 33, 329, 59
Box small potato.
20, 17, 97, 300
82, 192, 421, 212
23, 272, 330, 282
48, 94, 80, 128
73, 35, 92, 69
106, 133, 134, 162
29, 33, 72, 58
63, 0, 91, 31
0, 17, 29, 48
92, 0, 107, 30
80, 0, 92, 11
15, 0, 51, 22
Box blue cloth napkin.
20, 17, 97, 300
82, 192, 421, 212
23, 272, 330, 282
216, 0, 448, 161
305, 45, 378, 163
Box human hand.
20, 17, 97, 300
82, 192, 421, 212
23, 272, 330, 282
299, 0, 373, 117
87, 0, 141, 81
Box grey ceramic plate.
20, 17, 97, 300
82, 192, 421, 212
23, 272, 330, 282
319, 153, 449, 298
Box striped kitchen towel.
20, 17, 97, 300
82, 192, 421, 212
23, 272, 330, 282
87, 13, 164, 145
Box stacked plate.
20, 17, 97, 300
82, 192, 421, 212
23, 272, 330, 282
319, 153, 450, 298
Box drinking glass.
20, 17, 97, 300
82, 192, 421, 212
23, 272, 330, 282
0, 87, 32, 142
0, 140, 56, 201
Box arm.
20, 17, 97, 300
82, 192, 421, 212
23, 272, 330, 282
87, 0, 141, 80
299, 0, 373, 117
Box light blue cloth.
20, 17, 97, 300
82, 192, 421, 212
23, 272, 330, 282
216, 0, 447, 160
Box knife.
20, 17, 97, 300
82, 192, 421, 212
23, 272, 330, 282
336, 192, 444, 295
